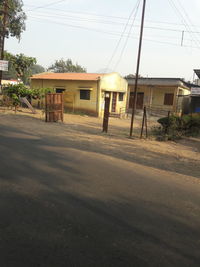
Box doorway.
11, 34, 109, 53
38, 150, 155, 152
136, 92, 144, 109
111, 92, 117, 112
129, 92, 144, 109
56, 88, 65, 93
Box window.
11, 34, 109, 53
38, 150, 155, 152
80, 90, 90, 100
118, 93, 124, 101
56, 88, 65, 93
164, 93, 174, 105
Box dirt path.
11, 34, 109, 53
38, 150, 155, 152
0, 108, 199, 178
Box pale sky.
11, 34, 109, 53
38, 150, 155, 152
5, 0, 200, 81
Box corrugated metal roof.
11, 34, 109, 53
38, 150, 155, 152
125, 77, 190, 88
194, 69, 200, 79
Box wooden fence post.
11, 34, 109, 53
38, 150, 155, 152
140, 106, 148, 139
102, 93, 110, 133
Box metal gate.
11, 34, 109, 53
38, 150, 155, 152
45, 93, 64, 122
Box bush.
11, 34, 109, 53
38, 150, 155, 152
182, 114, 200, 135
31, 87, 53, 100
157, 114, 200, 140
3, 84, 33, 110
2, 85, 54, 111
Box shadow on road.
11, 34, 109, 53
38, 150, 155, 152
0, 119, 200, 266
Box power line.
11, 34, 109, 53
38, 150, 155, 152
26, 0, 68, 12
24, 1, 200, 39
29, 15, 200, 49
29, 11, 200, 36
175, 0, 200, 46
26, 8, 196, 29
167, 0, 200, 48
24, 4, 200, 29
114, 0, 141, 70
105, 0, 141, 72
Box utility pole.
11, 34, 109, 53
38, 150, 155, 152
0, 0, 8, 87
181, 31, 184, 46
130, 0, 147, 137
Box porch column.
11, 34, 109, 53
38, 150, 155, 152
149, 86, 153, 107
173, 87, 179, 112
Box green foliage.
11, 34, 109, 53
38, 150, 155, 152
13, 53, 36, 84
3, 83, 32, 107
124, 74, 143, 79
157, 114, 200, 140
3, 51, 36, 84
181, 114, 200, 135
31, 87, 53, 100
158, 115, 181, 131
30, 64, 45, 75
0, 0, 26, 40
48, 58, 86, 73
3, 84, 53, 110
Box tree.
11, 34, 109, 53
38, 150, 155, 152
3, 52, 45, 81
48, 58, 86, 73
0, 0, 26, 52
30, 64, 45, 75
13, 53, 36, 83
3, 51, 36, 84
124, 74, 143, 79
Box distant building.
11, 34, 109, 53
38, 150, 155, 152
125, 77, 191, 113
193, 69, 200, 85
31, 72, 128, 117
189, 86, 200, 113
2, 79, 20, 86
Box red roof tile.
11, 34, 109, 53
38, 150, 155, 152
31, 73, 104, 81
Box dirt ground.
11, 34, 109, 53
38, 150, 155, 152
1, 107, 200, 266
0, 107, 199, 179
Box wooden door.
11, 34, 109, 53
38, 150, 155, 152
136, 92, 144, 109
129, 92, 144, 109
111, 92, 117, 112
129, 92, 134, 109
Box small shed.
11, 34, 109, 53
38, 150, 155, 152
190, 87, 200, 113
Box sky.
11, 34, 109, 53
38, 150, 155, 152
5, 0, 200, 81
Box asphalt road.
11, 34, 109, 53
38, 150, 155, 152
0, 122, 200, 267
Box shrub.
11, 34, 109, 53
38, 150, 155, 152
182, 114, 200, 135
3, 84, 34, 112
31, 87, 53, 100
157, 114, 200, 140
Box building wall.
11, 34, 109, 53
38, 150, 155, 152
128, 84, 190, 112
31, 73, 128, 117
99, 73, 128, 116
190, 96, 200, 113
31, 79, 99, 115
31, 73, 128, 116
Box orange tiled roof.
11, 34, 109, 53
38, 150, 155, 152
31, 73, 104, 81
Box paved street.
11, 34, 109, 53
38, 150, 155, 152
0, 114, 200, 267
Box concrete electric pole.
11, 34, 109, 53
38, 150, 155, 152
0, 0, 8, 87
130, 0, 147, 137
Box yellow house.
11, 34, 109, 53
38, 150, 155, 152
31, 72, 128, 117
126, 77, 190, 113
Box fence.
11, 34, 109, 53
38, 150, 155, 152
45, 93, 64, 122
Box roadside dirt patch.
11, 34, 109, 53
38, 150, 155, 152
0, 108, 199, 179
